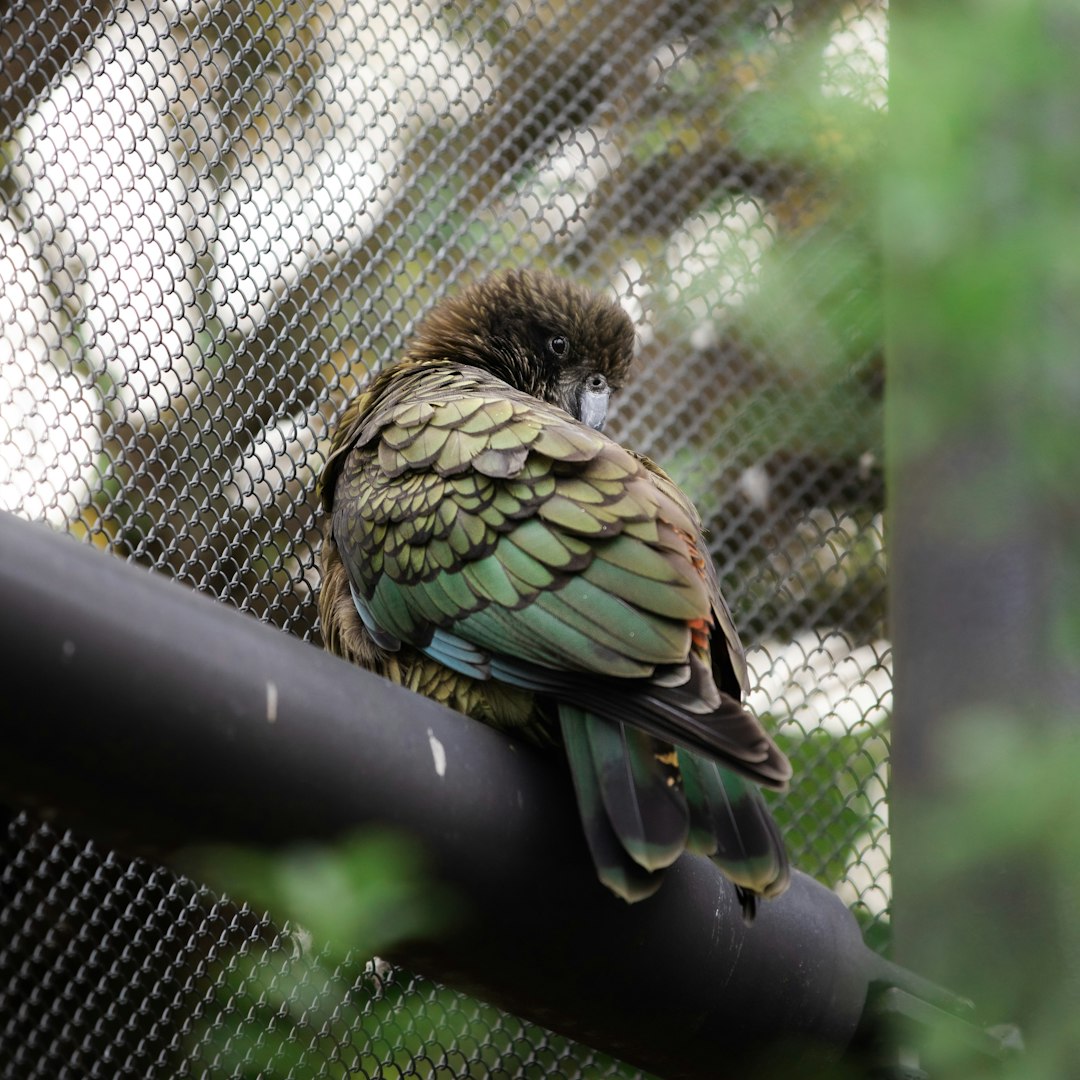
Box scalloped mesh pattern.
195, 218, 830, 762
1, 0, 888, 1074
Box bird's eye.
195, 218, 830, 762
547, 335, 569, 357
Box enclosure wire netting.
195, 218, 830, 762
1, 0, 888, 1074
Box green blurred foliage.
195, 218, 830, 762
892, 716, 1080, 1079
182, 834, 646, 1078
885, 1, 1080, 1075
735, 54, 884, 391
183, 832, 640, 1077
886, 2, 1080, 485
185, 829, 455, 967
773, 726, 878, 888
194, 956, 640, 1079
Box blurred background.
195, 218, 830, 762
2, 0, 1072, 1076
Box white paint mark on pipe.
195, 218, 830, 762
428, 728, 447, 777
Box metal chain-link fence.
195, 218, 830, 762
1, 0, 888, 1074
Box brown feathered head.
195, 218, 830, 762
406, 269, 636, 431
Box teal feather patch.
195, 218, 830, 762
348, 584, 400, 651
422, 628, 490, 680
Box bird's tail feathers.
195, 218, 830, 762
679, 751, 790, 923
627, 688, 792, 790
560, 704, 703, 900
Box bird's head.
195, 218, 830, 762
407, 269, 636, 431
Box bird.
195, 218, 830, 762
317, 269, 791, 917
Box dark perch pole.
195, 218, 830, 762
0, 509, 966, 1079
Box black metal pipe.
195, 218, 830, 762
0, 509, 884, 1078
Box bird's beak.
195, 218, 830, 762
579, 387, 610, 431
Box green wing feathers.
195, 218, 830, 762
321, 359, 791, 910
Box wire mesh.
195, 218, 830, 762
1, 0, 888, 1074
0, 810, 635, 1078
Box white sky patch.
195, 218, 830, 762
822, 2, 889, 111
645, 37, 697, 91
14, 0, 198, 428
2, 0, 491, 521
0, 217, 101, 524
746, 630, 892, 738
505, 125, 622, 247
213, 2, 492, 336
609, 257, 654, 348
736, 462, 771, 511
664, 198, 776, 349
427, 728, 447, 778
227, 412, 323, 514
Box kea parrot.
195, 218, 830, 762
318, 269, 791, 916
